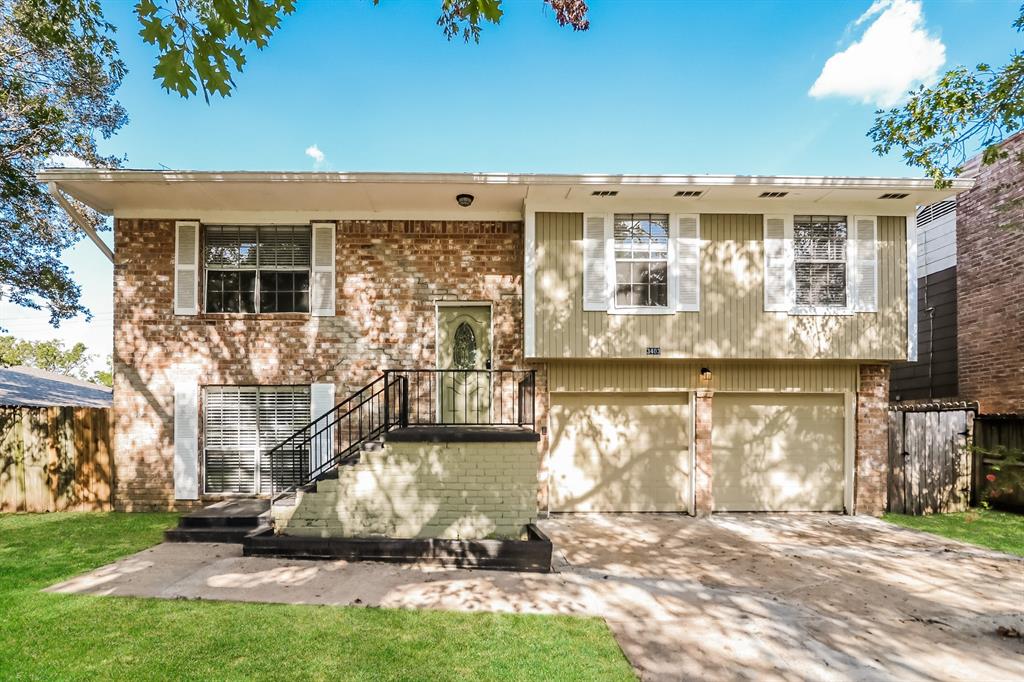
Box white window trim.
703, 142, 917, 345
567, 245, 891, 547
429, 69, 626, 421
605, 212, 678, 316
788, 214, 855, 317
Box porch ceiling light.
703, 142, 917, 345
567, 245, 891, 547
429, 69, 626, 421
700, 367, 712, 382
456, 193, 474, 207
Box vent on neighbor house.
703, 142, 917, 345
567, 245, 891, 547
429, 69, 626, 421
591, 190, 618, 197
879, 192, 910, 199
674, 190, 704, 198
759, 191, 789, 198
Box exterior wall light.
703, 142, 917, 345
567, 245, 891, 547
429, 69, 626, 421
700, 367, 712, 383
456, 193, 474, 207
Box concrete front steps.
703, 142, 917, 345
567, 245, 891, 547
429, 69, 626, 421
165, 499, 272, 543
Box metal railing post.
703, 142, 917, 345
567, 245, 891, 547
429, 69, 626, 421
383, 370, 390, 428
401, 376, 409, 428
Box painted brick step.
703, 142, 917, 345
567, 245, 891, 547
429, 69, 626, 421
164, 524, 271, 544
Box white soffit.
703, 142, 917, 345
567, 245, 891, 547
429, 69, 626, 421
38, 169, 975, 217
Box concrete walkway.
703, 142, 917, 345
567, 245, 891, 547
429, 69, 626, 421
48, 514, 1024, 681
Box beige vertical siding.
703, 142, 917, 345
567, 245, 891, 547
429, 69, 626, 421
546, 361, 859, 394
534, 213, 907, 360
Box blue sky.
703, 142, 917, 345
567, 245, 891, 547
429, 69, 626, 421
4, 0, 1020, 371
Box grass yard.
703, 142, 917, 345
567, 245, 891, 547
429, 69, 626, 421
0, 513, 634, 681
884, 508, 1024, 557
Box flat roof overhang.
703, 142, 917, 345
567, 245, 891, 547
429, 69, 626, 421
38, 168, 976, 219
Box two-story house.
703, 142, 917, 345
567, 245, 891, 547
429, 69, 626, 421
41, 169, 971, 532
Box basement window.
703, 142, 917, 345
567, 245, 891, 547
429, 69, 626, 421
793, 215, 847, 308
204, 225, 311, 313
203, 386, 310, 495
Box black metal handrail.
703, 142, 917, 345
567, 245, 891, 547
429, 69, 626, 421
383, 369, 535, 428
268, 374, 407, 498
266, 368, 536, 499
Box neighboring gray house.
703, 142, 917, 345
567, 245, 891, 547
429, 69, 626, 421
0, 366, 112, 408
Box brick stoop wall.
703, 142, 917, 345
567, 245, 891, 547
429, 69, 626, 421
956, 133, 1024, 414
855, 364, 890, 515
274, 441, 538, 539
112, 218, 537, 511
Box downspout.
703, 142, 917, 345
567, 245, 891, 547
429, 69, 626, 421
47, 182, 114, 263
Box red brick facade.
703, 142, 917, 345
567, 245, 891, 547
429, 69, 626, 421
112, 218, 527, 510
855, 364, 890, 515
956, 133, 1024, 414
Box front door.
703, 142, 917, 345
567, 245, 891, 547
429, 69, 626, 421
437, 305, 492, 424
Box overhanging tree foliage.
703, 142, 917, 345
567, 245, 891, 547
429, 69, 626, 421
869, 4, 1024, 193
136, 0, 590, 100
0, 0, 125, 325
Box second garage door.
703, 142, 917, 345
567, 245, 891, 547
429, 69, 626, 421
712, 393, 846, 512
548, 393, 690, 512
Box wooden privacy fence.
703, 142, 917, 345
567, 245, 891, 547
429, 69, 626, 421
0, 406, 112, 512
888, 407, 974, 515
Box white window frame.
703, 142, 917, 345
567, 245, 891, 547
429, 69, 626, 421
202, 385, 311, 496
607, 212, 676, 316
203, 224, 313, 315
789, 214, 855, 316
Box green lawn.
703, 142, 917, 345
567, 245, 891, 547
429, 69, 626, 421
0, 513, 634, 681
884, 508, 1024, 557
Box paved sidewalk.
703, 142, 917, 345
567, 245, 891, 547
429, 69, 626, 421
48, 514, 1024, 681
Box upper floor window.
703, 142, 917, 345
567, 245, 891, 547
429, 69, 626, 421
613, 213, 669, 308
793, 215, 847, 308
204, 225, 311, 313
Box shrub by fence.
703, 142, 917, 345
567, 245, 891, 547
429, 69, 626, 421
974, 415, 1024, 511
0, 406, 112, 512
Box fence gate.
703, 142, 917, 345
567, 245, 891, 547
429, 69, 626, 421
888, 408, 974, 515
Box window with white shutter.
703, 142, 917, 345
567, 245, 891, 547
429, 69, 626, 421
174, 381, 199, 499
793, 215, 849, 311
763, 215, 791, 312
204, 225, 311, 313
853, 216, 878, 312
674, 214, 700, 312
311, 222, 336, 317
203, 385, 310, 494
582, 213, 609, 311
613, 213, 670, 309
174, 221, 199, 315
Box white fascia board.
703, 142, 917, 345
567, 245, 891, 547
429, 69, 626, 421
35, 168, 978, 192
111, 209, 526, 222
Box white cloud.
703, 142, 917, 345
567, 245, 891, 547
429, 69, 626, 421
809, 0, 946, 108
44, 154, 90, 168
304, 144, 325, 167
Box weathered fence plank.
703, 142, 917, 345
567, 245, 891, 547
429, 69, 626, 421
887, 407, 974, 515
0, 406, 111, 512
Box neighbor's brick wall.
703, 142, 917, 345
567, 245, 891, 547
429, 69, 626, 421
275, 441, 538, 539
956, 132, 1024, 414
112, 218, 531, 511
855, 364, 889, 515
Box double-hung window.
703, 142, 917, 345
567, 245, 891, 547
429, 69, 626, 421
793, 215, 848, 309
204, 225, 311, 313
203, 385, 310, 494
613, 213, 670, 309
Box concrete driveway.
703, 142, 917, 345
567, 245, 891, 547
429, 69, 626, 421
49, 514, 1023, 681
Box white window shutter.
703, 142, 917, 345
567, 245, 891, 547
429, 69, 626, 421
673, 214, 701, 311
853, 215, 878, 312
174, 221, 199, 315
173, 382, 199, 500
311, 222, 336, 317
582, 213, 610, 311
763, 215, 792, 312
309, 382, 335, 473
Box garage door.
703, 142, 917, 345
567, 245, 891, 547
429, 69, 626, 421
548, 393, 690, 512
712, 393, 845, 512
